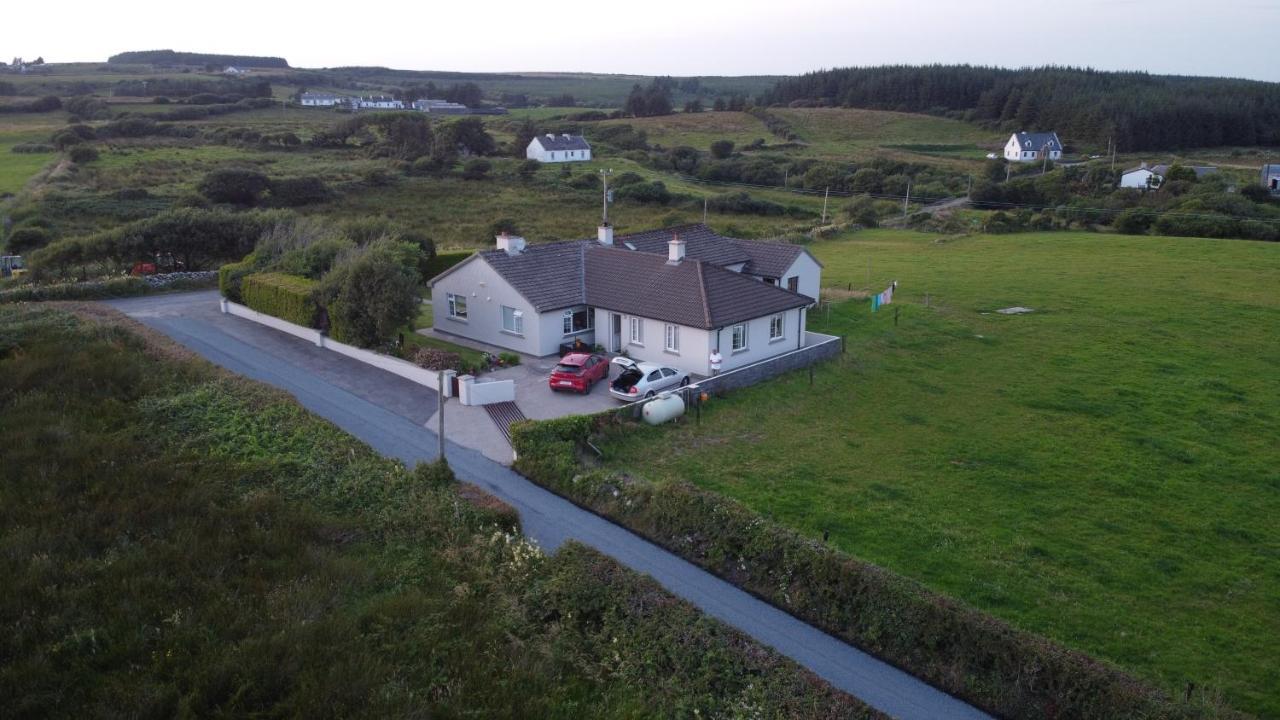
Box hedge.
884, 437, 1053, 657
422, 250, 472, 280
241, 272, 318, 327
218, 253, 257, 303
510, 414, 1238, 720
0, 277, 149, 304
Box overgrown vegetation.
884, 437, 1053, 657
0, 304, 875, 719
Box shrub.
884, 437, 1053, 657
218, 254, 258, 302
199, 167, 271, 205
240, 272, 319, 327
6, 227, 51, 255
498, 352, 520, 366
611, 171, 644, 187
709, 139, 734, 159
268, 176, 331, 206
50, 130, 84, 150
517, 159, 540, 179
10, 143, 55, 154
0, 276, 149, 304
1114, 208, 1155, 235
317, 239, 420, 348
613, 180, 671, 205
412, 347, 463, 372
462, 158, 491, 180
68, 145, 99, 164
706, 191, 788, 216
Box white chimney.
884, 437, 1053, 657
667, 234, 686, 265
545, 133, 555, 140
496, 232, 526, 256
562, 133, 571, 140
598, 224, 614, 245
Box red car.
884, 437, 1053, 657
548, 352, 608, 393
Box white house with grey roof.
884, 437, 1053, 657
1004, 131, 1063, 162
428, 224, 822, 376
527, 133, 591, 163
300, 92, 342, 107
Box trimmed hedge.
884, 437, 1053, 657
510, 414, 1236, 720
241, 272, 318, 327
422, 250, 472, 280
218, 254, 258, 303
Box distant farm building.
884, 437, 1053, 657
412, 98, 469, 114
1004, 131, 1063, 162
300, 92, 342, 107
1263, 164, 1280, 194
223, 66, 249, 76
354, 96, 404, 110
1121, 163, 1219, 189
527, 134, 592, 163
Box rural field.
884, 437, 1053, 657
598, 229, 1280, 716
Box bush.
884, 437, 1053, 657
1114, 208, 1155, 235
709, 139, 734, 159
613, 180, 671, 205
10, 143, 55, 154
706, 191, 789, 216
240, 272, 319, 327
68, 145, 99, 164
611, 171, 644, 187
317, 239, 421, 348
6, 227, 51, 255
218, 254, 258, 302
50, 130, 84, 150
509, 413, 1211, 720
199, 167, 271, 205
498, 352, 520, 366
461, 158, 491, 180
268, 176, 331, 206
412, 347, 463, 372
0, 276, 149, 304
517, 159, 540, 179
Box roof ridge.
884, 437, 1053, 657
695, 259, 712, 328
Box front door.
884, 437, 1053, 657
611, 313, 622, 352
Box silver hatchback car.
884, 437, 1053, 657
608, 356, 690, 401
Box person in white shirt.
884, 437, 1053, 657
709, 348, 723, 376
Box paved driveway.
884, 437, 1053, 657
106, 290, 990, 720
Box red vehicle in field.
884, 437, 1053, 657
548, 352, 608, 394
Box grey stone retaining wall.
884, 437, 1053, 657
693, 331, 843, 395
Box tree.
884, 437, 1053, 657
443, 82, 483, 107
199, 168, 272, 205
6, 227, 51, 255
710, 139, 734, 159
512, 118, 537, 158
849, 168, 884, 194
1163, 165, 1197, 184
438, 117, 495, 157
683, 99, 703, 113
712, 97, 726, 112
546, 93, 576, 106
624, 80, 673, 118
318, 239, 422, 348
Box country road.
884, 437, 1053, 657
106, 290, 991, 720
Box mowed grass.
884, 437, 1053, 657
599, 230, 1280, 715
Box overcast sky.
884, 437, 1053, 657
7, 0, 1279, 82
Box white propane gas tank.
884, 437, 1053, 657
641, 392, 685, 425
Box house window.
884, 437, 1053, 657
769, 313, 785, 340
787, 276, 799, 293
664, 324, 679, 353
562, 307, 593, 335
447, 293, 468, 320
502, 305, 523, 335
730, 323, 748, 352
629, 316, 644, 345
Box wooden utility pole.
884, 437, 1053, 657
903, 181, 911, 218
599, 168, 612, 224
437, 370, 446, 460
966, 174, 972, 198
821, 186, 829, 224
703, 197, 708, 223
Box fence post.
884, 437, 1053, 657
841, 335, 846, 354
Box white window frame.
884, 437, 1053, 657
501, 305, 523, 335
664, 324, 679, 353
629, 316, 644, 345
562, 307, 593, 336
730, 323, 748, 352
447, 293, 467, 320
769, 313, 785, 341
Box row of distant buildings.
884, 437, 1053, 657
299, 92, 472, 114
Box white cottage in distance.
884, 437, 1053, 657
527, 134, 591, 163
300, 92, 342, 107
1004, 131, 1063, 162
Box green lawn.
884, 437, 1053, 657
597, 229, 1280, 716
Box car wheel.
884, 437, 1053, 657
644, 390, 655, 399
680, 376, 690, 387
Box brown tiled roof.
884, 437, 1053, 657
615, 224, 751, 266
583, 246, 809, 329
479, 240, 589, 311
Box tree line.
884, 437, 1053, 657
762, 65, 1280, 151
107, 50, 290, 68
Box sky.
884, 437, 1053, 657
6, 0, 1279, 82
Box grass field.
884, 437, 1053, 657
597, 230, 1280, 716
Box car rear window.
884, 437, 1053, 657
553, 364, 582, 375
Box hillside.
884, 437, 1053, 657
763, 65, 1280, 152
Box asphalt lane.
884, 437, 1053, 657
106, 290, 991, 720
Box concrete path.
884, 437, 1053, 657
106, 290, 991, 720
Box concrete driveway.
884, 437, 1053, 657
105, 290, 991, 720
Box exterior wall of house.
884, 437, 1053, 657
594, 307, 805, 377
1004, 134, 1061, 162
1120, 169, 1158, 189
430, 257, 544, 356
536, 304, 596, 356
779, 252, 823, 301
526, 139, 591, 163
710, 307, 805, 374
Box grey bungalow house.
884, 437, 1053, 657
429, 224, 823, 376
